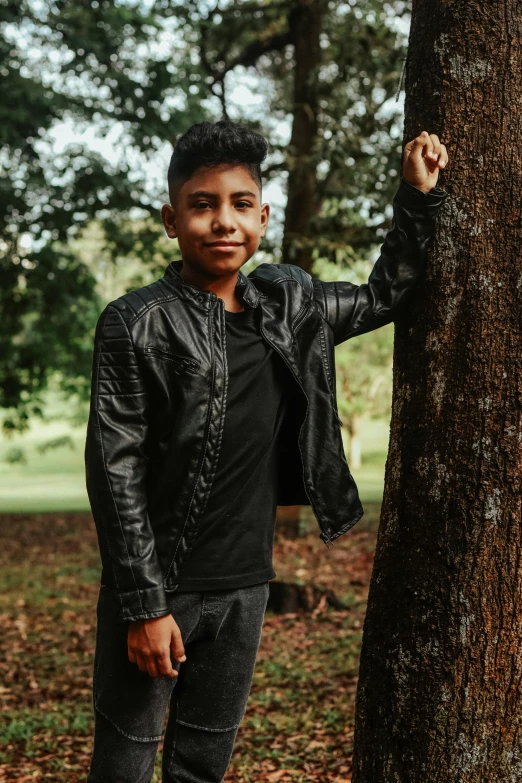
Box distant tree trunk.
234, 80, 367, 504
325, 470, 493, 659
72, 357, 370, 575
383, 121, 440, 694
279, 0, 327, 539
352, 2, 522, 781
281, 0, 326, 272
276, 505, 301, 539
348, 413, 362, 469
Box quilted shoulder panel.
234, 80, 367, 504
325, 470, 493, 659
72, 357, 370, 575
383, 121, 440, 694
280, 263, 314, 297
108, 278, 177, 324
249, 262, 314, 297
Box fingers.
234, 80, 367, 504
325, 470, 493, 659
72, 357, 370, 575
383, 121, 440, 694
437, 142, 448, 168
157, 652, 179, 679
404, 130, 429, 167
127, 614, 186, 679
136, 652, 155, 677
405, 130, 448, 169
170, 622, 187, 664
132, 649, 179, 679
426, 133, 448, 168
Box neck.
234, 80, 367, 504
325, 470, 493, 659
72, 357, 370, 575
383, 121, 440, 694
178, 263, 245, 313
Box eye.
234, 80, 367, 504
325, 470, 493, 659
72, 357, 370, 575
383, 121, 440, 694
236, 201, 252, 209
195, 201, 211, 209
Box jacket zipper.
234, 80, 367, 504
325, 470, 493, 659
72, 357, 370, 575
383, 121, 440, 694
259, 319, 334, 548
163, 301, 217, 583
292, 301, 310, 335
145, 346, 199, 373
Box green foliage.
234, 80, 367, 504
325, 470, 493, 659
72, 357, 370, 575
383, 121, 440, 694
313, 256, 394, 425
4, 446, 26, 465
35, 434, 75, 455
0, 246, 101, 434
1, 0, 409, 430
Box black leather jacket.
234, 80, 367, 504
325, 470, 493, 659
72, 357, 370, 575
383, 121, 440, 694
85, 177, 448, 623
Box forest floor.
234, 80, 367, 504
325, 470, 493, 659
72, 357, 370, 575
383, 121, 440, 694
0, 505, 381, 783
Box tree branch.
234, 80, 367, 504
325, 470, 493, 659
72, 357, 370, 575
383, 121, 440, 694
223, 28, 294, 75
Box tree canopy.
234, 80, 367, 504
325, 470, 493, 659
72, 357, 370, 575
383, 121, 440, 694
1, 0, 409, 431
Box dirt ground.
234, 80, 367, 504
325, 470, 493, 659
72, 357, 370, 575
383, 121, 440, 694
0, 504, 381, 782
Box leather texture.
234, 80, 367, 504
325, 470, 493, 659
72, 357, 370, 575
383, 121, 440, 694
85, 176, 448, 622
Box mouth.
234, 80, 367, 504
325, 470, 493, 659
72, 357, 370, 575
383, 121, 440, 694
204, 242, 243, 253
205, 242, 243, 248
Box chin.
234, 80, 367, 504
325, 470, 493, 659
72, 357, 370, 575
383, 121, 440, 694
217, 259, 247, 275
182, 248, 251, 277
205, 252, 248, 272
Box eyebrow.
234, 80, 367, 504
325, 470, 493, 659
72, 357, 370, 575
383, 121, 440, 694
187, 189, 258, 200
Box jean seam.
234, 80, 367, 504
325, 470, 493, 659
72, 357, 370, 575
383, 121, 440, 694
167, 701, 181, 777
92, 611, 101, 713
175, 717, 240, 733
94, 705, 163, 743
87, 621, 102, 780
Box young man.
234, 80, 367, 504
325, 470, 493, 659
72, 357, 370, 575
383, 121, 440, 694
85, 120, 448, 782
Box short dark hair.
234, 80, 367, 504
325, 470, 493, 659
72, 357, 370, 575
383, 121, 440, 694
167, 120, 269, 204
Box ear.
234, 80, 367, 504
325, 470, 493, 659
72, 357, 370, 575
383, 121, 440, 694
161, 203, 177, 239
259, 202, 270, 237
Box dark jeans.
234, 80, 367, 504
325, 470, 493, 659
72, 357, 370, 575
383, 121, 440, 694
86, 581, 270, 783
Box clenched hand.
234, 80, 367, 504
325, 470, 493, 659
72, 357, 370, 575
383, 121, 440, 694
128, 612, 186, 679
402, 130, 448, 193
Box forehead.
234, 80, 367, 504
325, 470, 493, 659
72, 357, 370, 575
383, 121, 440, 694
178, 163, 260, 200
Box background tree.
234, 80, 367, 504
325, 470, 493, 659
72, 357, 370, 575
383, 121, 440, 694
336, 329, 393, 470
352, 2, 522, 781
314, 257, 394, 470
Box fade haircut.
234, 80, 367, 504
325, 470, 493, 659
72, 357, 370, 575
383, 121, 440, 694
167, 120, 269, 205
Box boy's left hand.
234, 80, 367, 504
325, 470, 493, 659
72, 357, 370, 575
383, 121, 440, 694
402, 131, 448, 193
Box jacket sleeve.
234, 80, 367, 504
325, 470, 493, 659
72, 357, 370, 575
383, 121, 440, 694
311, 177, 449, 345
84, 304, 170, 623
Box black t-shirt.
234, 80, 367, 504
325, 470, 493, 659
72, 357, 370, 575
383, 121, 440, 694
174, 304, 293, 592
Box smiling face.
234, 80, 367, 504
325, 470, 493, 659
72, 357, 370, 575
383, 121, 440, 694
161, 162, 270, 282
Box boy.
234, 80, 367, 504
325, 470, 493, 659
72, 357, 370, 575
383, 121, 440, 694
85, 120, 448, 782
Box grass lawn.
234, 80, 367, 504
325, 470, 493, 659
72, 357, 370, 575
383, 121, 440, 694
0, 416, 390, 513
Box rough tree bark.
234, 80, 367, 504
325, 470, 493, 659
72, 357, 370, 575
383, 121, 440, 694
352, 2, 522, 781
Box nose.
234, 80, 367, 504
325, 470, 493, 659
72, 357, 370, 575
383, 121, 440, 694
211, 205, 237, 234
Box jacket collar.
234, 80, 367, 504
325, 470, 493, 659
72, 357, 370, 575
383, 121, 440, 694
163, 259, 260, 309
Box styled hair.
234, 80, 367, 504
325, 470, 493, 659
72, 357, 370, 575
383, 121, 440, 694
167, 120, 269, 203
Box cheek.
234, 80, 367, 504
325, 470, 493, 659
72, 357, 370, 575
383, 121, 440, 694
241, 217, 263, 241
180, 215, 210, 238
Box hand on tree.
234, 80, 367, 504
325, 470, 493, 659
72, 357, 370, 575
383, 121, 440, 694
402, 130, 448, 193
128, 612, 187, 679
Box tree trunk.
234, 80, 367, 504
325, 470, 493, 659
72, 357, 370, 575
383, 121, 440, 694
352, 2, 522, 781
276, 504, 302, 539
281, 0, 326, 273
348, 412, 362, 470
266, 581, 349, 614
279, 0, 327, 538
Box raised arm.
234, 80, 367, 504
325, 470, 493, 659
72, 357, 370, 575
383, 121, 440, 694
312, 131, 449, 345
85, 304, 169, 624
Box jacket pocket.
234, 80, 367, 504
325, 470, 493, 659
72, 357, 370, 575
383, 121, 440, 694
291, 300, 312, 335
145, 345, 200, 375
